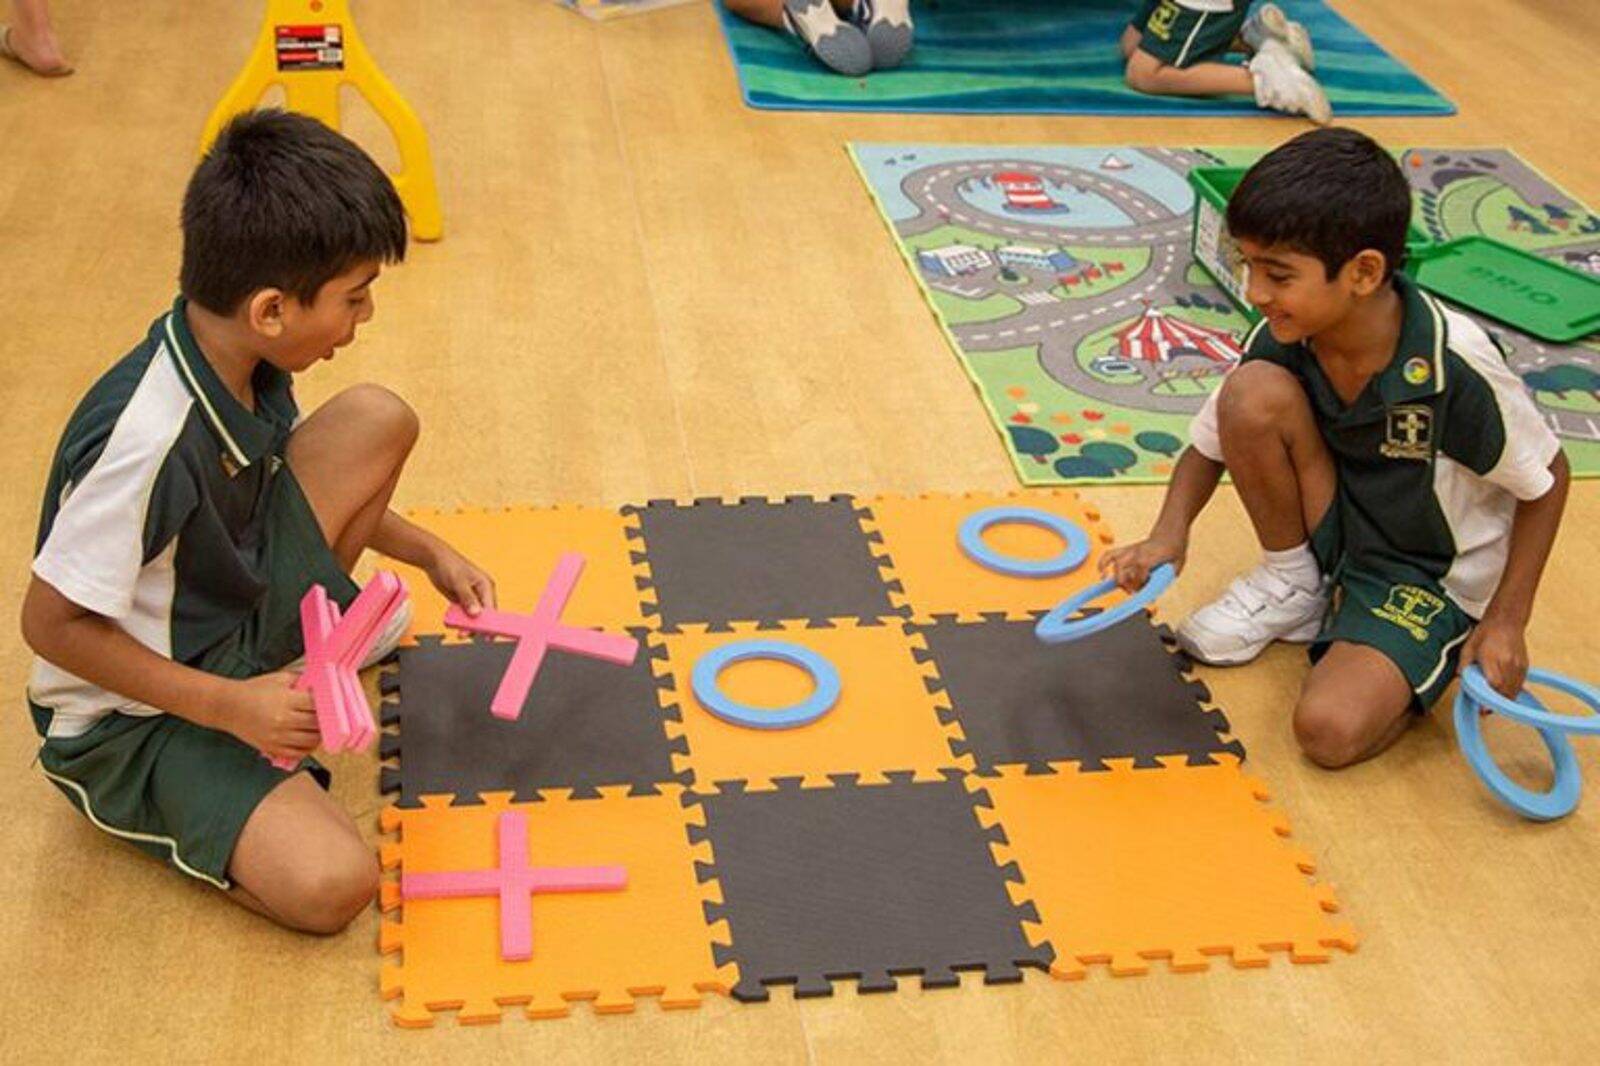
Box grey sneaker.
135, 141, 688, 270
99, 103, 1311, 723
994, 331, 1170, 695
1249, 38, 1331, 124
783, 0, 872, 76
1242, 1, 1315, 72
850, 0, 914, 70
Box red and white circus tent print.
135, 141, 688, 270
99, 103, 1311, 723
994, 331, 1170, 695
1117, 305, 1243, 365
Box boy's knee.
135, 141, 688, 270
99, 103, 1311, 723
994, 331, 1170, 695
336, 383, 419, 453
1217, 360, 1303, 433
279, 850, 380, 935
1124, 53, 1162, 93
1292, 695, 1364, 769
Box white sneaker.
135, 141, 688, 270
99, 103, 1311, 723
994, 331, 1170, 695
284, 597, 414, 672
360, 597, 413, 668
1242, 2, 1315, 71
1249, 38, 1331, 124
1175, 563, 1328, 666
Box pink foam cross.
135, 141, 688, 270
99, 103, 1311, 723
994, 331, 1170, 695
400, 810, 628, 961
267, 571, 409, 770
443, 552, 639, 721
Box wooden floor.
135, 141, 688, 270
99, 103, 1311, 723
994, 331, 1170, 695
2, 2, 1597, 1062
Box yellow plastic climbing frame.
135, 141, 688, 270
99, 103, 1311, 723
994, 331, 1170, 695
200, 0, 443, 241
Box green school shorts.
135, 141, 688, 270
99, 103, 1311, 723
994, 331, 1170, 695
1307, 505, 1476, 714
30, 465, 355, 888
1130, 0, 1251, 68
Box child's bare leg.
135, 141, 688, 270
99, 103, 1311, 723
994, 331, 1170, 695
1216, 361, 1335, 548
1119, 24, 1142, 59
1294, 642, 1414, 768
227, 772, 377, 933
4, 0, 71, 75
1125, 48, 1253, 97
286, 384, 419, 572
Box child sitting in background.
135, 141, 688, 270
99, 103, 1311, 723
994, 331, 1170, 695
1122, 1, 1329, 123
726, 0, 912, 77
21, 110, 496, 935
1102, 128, 1569, 769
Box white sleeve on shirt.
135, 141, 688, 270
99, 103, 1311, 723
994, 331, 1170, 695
1187, 385, 1225, 462
1441, 308, 1562, 501
32, 357, 195, 619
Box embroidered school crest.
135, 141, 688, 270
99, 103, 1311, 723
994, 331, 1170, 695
1372, 584, 1446, 643
1147, 0, 1179, 40
1380, 404, 1434, 460
1403, 356, 1431, 386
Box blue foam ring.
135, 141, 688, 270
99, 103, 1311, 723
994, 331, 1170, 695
958, 506, 1092, 579
1035, 562, 1176, 645
1460, 664, 1600, 736
690, 640, 843, 731
1453, 679, 1581, 822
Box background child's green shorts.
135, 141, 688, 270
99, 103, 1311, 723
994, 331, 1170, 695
30, 466, 357, 889
1130, 0, 1250, 68
1308, 507, 1476, 714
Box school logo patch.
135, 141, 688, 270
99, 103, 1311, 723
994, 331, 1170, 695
1147, 0, 1180, 40
1403, 356, 1432, 386
1372, 584, 1446, 643
1380, 404, 1434, 460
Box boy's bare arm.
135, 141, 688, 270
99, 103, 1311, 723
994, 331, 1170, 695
369, 510, 497, 614
20, 577, 318, 758
1461, 450, 1571, 695
1100, 445, 1225, 590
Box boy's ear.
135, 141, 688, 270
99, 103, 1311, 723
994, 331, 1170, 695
245, 288, 288, 338
1342, 249, 1390, 296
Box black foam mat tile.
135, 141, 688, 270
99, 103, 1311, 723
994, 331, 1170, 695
699, 773, 1051, 1001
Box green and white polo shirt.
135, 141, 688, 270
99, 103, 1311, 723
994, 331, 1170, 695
1189, 275, 1563, 618
29, 298, 300, 739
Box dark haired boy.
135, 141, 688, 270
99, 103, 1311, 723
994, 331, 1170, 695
1102, 128, 1569, 769
1120, 1, 1329, 123
21, 110, 495, 933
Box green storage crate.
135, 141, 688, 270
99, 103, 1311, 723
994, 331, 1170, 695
1407, 237, 1600, 343
1188, 165, 1432, 324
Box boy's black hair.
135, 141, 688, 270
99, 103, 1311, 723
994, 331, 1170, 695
180, 109, 407, 315
1226, 128, 1412, 281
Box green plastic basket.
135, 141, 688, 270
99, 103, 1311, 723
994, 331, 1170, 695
1406, 237, 1600, 343
1188, 165, 1432, 322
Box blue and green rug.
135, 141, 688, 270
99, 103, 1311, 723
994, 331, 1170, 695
715, 0, 1453, 116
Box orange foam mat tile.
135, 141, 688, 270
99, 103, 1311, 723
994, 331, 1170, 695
377, 786, 734, 1025
859, 491, 1120, 622
387, 506, 653, 640
651, 621, 972, 789
972, 756, 1358, 978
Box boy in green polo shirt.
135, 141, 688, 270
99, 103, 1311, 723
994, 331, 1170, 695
20, 110, 497, 934
1102, 128, 1570, 770
1120, 1, 1330, 124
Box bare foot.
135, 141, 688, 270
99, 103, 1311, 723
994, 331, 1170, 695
1, 23, 73, 76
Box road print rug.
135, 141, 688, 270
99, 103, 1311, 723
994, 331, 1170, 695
849, 144, 1600, 485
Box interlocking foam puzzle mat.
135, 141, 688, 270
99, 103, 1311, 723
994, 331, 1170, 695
376, 492, 1356, 1025
850, 144, 1600, 485
712, 0, 1452, 116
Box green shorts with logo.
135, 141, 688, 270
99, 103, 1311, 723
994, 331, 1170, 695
1307, 505, 1476, 714
31, 466, 358, 888
1130, 0, 1251, 68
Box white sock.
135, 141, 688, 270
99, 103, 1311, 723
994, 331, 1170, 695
1261, 542, 1321, 591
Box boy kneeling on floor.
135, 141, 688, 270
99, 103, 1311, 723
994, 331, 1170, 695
1102, 128, 1570, 769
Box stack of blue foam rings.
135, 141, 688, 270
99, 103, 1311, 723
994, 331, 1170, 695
1453, 664, 1600, 821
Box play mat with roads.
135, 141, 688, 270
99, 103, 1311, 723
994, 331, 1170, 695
849, 144, 1600, 485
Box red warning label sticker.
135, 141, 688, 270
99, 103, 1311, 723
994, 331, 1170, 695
275, 24, 344, 71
